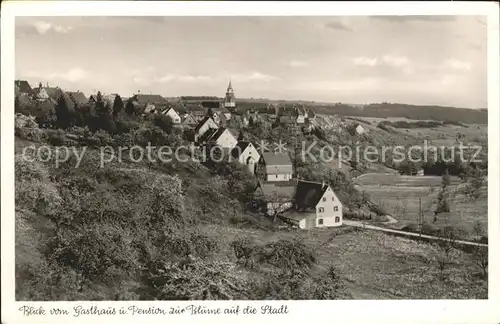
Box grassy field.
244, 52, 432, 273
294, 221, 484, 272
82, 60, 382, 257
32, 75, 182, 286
354, 173, 488, 236
208, 224, 487, 299
344, 116, 488, 147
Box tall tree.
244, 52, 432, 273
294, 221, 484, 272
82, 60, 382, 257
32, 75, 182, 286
237, 130, 245, 141
54, 94, 75, 129
112, 95, 124, 117
442, 168, 451, 187
95, 91, 115, 133
125, 99, 136, 115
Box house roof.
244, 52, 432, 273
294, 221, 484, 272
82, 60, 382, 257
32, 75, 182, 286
162, 106, 177, 115
261, 152, 293, 175
207, 127, 235, 143
279, 116, 294, 124
133, 94, 167, 105
66, 91, 87, 106
194, 116, 215, 133
294, 180, 329, 211
42, 87, 64, 100
262, 152, 292, 166
198, 127, 219, 143
182, 114, 198, 124
15, 80, 32, 94
231, 141, 252, 158
258, 180, 298, 198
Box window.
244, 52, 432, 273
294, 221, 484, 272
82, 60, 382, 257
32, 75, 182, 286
334, 206, 338, 212
332, 197, 335, 202
318, 219, 324, 225
322, 197, 326, 202
276, 175, 278, 178
335, 217, 340, 223
318, 207, 324, 213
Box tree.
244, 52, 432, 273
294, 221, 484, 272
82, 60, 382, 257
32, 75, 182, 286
471, 221, 488, 279
464, 168, 484, 201
435, 168, 451, 217
112, 95, 124, 117
442, 168, 451, 187
394, 197, 408, 219
95, 91, 115, 133
434, 226, 461, 282
206, 107, 214, 118
15, 96, 20, 112
125, 99, 136, 115
54, 94, 76, 129
153, 114, 174, 134
237, 130, 245, 141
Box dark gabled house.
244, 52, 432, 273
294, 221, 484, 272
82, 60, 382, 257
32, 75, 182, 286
66, 91, 87, 106
44, 87, 64, 101
131, 94, 168, 106
15, 80, 32, 95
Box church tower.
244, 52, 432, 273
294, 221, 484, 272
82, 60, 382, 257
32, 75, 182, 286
224, 80, 236, 109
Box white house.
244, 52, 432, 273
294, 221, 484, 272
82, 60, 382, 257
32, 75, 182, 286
294, 105, 306, 124
261, 152, 293, 182
201, 127, 237, 149
231, 141, 261, 174
162, 107, 182, 124
181, 113, 198, 128
194, 116, 218, 143
144, 103, 156, 114
355, 124, 367, 135
280, 180, 343, 229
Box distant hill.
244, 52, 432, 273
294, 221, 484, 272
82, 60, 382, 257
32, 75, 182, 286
235, 99, 487, 124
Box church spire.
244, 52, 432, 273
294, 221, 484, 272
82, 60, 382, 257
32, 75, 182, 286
227, 80, 233, 92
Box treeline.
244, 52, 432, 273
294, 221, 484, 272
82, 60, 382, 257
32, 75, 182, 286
379, 120, 444, 129
181, 96, 221, 101
303, 102, 487, 124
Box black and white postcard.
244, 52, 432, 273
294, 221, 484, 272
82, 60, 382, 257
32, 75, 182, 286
2, 1, 499, 324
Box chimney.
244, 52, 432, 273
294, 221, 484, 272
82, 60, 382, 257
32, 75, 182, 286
321, 181, 327, 189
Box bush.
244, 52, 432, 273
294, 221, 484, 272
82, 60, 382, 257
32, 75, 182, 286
44, 129, 68, 146
260, 239, 316, 272
153, 115, 174, 134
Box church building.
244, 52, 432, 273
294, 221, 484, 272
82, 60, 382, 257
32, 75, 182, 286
224, 80, 236, 110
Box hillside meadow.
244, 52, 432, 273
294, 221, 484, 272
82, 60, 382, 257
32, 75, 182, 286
14, 136, 487, 300
354, 173, 488, 238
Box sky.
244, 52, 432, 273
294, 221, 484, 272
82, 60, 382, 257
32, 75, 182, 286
15, 16, 487, 108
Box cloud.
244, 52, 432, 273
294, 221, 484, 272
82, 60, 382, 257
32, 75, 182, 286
442, 58, 472, 72
352, 55, 412, 70
370, 16, 456, 23
233, 72, 280, 82
24, 67, 89, 83
49, 67, 89, 82
381, 55, 410, 67
325, 20, 353, 31
352, 57, 378, 67
32, 20, 73, 34
288, 60, 309, 68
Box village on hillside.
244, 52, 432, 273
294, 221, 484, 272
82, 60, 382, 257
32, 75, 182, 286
15, 79, 354, 229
